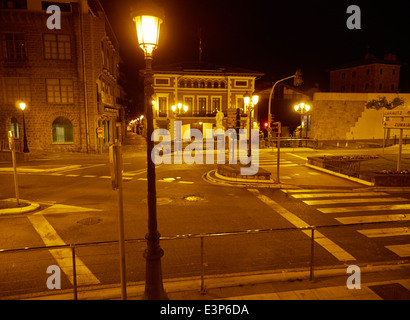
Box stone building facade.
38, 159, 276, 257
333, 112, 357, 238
328, 54, 404, 94
148, 62, 263, 140
0, 0, 126, 153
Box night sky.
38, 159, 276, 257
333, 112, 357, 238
100, 0, 410, 119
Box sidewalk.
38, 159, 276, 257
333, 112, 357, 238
20, 262, 410, 300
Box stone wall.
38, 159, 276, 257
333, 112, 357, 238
310, 93, 410, 142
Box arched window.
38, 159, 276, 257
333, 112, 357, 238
213, 82, 219, 88
9, 117, 19, 138
193, 81, 199, 88
52, 117, 73, 143
220, 81, 226, 89
186, 80, 192, 88
179, 80, 185, 88
207, 81, 212, 88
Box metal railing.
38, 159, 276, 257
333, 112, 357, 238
0, 219, 409, 299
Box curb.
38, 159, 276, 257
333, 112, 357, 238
15, 261, 410, 300
0, 199, 40, 216
305, 163, 375, 186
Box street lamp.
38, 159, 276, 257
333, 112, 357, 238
171, 102, 188, 119
19, 102, 29, 153
131, 0, 167, 300
294, 103, 311, 141
244, 92, 259, 157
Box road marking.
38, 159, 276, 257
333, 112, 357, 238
304, 197, 409, 206
283, 189, 349, 193
99, 176, 111, 179
336, 214, 410, 224
65, 174, 79, 177
178, 181, 194, 184
286, 153, 308, 161
291, 192, 389, 199
319, 204, 410, 214
33, 204, 102, 215
27, 215, 100, 286
357, 227, 410, 238
82, 175, 97, 178
248, 189, 355, 262
385, 244, 410, 257
308, 172, 321, 176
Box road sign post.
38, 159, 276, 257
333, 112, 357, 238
109, 141, 127, 300
97, 127, 104, 154
383, 110, 410, 171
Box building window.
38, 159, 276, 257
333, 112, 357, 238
392, 84, 395, 91
393, 69, 396, 76
46, 79, 74, 104
352, 71, 356, 78
186, 80, 192, 88
220, 82, 226, 89
379, 83, 383, 91
196, 97, 207, 115
52, 117, 73, 143
213, 82, 219, 89
178, 80, 185, 88
207, 81, 212, 88
0, 0, 27, 9
158, 97, 167, 116
9, 117, 19, 138
44, 34, 71, 60
380, 68, 383, 75
365, 83, 369, 90
211, 97, 220, 113
2, 33, 27, 61
184, 97, 193, 116
366, 69, 370, 75
5, 78, 30, 104
351, 85, 355, 92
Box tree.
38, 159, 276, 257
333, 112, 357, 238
365, 96, 405, 110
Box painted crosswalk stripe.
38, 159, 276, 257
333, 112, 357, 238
335, 214, 410, 224
283, 189, 349, 193
385, 244, 410, 257
291, 192, 389, 199
357, 227, 410, 238
319, 204, 410, 214
248, 189, 355, 262
27, 215, 100, 286
304, 197, 409, 206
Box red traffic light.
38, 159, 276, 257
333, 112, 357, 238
264, 122, 268, 128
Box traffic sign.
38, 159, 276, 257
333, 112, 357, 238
383, 110, 410, 117
97, 127, 104, 138
384, 121, 410, 129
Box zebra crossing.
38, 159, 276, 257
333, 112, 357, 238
283, 189, 410, 258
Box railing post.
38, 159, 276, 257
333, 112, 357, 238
200, 236, 207, 295
71, 245, 78, 300
310, 226, 315, 282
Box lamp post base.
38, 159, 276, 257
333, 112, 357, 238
142, 232, 168, 300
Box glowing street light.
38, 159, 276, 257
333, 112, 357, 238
131, 0, 167, 300
294, 103, 311, 140
244, 92, 259, 157
18, 102, 29, 153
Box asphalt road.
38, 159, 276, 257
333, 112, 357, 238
0, 147, 409, 298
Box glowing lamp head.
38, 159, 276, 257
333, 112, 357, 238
294, 105, 300, 112
183, 105, 188, 113
171, 105, 176, 112
19, 102, 26, 111
132, 1, 165, 58
252, 95, 259, 105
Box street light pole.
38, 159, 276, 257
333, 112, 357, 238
132, 1, 167, 300
19, 102, 29, 153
